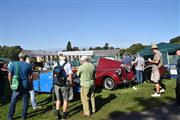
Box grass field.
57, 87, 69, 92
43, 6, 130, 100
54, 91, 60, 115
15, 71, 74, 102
0, 79, 177, 120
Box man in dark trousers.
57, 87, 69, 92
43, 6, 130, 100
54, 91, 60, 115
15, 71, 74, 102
7, 52, 33, 120
176, 49, 180, 106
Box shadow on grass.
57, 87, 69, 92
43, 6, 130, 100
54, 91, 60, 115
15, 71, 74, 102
14, 94, 54, 120
96, 93, 117, 112
36, 94, 52, 106
14, 104, 53, 120
108, 96, 180, 120
68, 93, 117, 117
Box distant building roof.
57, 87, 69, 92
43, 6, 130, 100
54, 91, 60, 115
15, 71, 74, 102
58, 49, 120, 57
23, 50, 58, 57
93, 49, 120, 57
58, 51, 93, 56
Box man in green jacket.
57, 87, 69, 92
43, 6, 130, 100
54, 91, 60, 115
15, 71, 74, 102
77, 56, 96, 116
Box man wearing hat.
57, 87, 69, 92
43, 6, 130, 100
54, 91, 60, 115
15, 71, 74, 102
8, 52, 33, 120
77, 56, 96, 117
53, 54, 73, 120
148, 44, 164, 97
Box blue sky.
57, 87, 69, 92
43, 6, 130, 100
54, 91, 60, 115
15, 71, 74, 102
0, 0, 179, 50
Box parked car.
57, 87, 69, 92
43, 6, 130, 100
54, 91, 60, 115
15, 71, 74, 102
33, 58, 135, 92
95, 58, 135, 90
33, 69, 80, 93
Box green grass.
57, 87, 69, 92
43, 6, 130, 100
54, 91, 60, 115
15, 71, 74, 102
0, 79, 176, 120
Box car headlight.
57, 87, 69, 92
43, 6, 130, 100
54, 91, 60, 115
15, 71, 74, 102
126, 66, 131, 72
115, 70, 122, 75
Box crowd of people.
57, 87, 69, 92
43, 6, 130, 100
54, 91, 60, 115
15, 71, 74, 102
123, 44, 166, 97
0, 44, 179, 120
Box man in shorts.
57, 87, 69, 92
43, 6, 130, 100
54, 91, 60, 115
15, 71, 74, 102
148, 44, 165, 97
53, 54, 73, 120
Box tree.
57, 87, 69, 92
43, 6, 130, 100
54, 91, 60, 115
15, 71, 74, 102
89, 47, 94, 50
94, 46, 102, 50
119, 48, 126, 56
66, 41, 72, 51
0, 46, 2, 56
0, 45, 22, 60
72, 46, 79, 51
170, 36, 180, 44
109, 46, 114, 50
82, 48, 86, 51
126, 43, 146, 55
103, 43, 109, 50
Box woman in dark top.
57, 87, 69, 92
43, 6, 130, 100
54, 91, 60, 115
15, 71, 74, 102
176, 49, 180, 106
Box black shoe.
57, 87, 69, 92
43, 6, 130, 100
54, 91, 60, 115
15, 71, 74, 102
61, 112, 67, 120
55, 110, 61, 119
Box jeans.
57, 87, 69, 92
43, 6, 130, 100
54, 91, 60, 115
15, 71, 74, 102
136, 70, 143, 84
8, 89, 29, 120
29, 90, 37, 109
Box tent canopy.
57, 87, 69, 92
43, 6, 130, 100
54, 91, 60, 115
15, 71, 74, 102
139, 43, 180, 56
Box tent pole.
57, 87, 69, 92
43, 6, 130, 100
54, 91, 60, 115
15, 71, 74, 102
167, 52, 169, 65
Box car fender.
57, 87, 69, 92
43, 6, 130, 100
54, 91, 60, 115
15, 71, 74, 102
96, 71, 120, 86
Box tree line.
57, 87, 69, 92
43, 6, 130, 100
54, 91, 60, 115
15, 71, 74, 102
66, 36, 180, 55
1, 36, 179, 60
0, 46, 22, 60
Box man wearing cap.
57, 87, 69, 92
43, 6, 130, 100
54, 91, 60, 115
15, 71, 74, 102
77, 56, 96, 117
148, 44, 164, 97
53, 54, 73, 120
8, 52, 33, 120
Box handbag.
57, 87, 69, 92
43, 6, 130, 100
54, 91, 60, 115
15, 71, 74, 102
10, 62, 19, 90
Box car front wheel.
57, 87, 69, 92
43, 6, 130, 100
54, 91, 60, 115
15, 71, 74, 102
103, 77, 117, 90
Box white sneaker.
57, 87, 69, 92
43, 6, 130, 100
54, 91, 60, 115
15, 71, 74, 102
132, 86, 137, 90
151, 93, 161, 97
33, 106, 42, 110
160, 88, 165, 93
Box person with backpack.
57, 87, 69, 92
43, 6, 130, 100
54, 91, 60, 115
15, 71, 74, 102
7, 52, 33, 120
77, 56, 96, 117
53, 54, 73, 120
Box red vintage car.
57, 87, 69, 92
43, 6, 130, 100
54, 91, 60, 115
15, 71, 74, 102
95, 58, 135, 89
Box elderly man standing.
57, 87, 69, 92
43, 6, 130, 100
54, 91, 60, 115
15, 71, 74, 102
8, 52, 33, 120
77, 56, 96, 117
148, 44, 164, 97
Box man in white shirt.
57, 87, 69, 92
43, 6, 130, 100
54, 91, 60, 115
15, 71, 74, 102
132, 54, 145, 84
